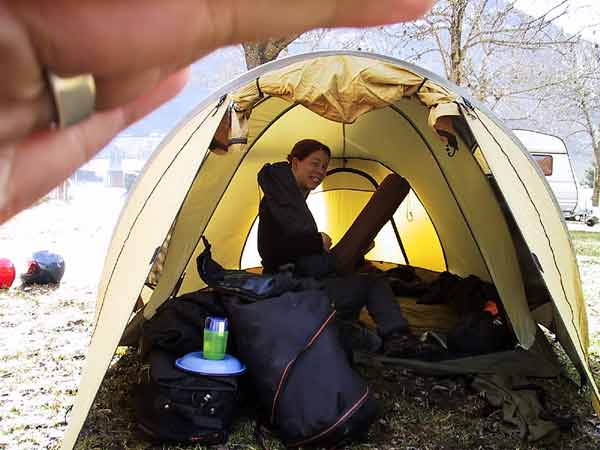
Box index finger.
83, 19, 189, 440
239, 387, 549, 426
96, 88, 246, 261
9, 0, 434, 76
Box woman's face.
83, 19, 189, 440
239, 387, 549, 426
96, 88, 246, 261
291, 149, 330, 193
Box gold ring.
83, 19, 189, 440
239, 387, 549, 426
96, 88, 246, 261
47, 72, 96, 128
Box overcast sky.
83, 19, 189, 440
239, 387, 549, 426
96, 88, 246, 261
514, 0, 600, 42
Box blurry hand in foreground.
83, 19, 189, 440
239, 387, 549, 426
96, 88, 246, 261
0, 0, 434, 223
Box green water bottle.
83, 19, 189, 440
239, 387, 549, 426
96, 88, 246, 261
203, 316, 229, 360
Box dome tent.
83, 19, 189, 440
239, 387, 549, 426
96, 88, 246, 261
61, 52, 599, 449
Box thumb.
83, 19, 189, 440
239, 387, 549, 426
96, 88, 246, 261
0, 69, 189, 223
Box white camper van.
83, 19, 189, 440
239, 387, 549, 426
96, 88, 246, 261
513, 129, 580, 219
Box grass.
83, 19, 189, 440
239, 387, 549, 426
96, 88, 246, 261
570, 231, 600, 258
74, 347, 600, 450
72, 232, 600, 450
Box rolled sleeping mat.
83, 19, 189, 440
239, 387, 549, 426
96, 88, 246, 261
331, 173, 410, 275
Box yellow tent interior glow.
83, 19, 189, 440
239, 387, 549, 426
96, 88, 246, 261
60, 52, 599, 450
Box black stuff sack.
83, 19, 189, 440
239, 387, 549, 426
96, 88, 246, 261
447, 310, 514, 356
139, 290, 226, 359
224, 290, 380, 448
133, 349, 239, 445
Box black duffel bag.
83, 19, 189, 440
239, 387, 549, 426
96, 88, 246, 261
133, 349, 239, 445
224, 291, 380, 448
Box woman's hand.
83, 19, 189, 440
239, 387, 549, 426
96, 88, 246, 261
320, 232, 333, 251
0, 0, 434, 223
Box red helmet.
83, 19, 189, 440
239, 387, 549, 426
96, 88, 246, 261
0, 258, 16, 289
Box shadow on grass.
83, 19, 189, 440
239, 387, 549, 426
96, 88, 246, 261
74, 345, 600, 450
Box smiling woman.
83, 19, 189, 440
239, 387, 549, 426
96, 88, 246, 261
255, 136, 430, 359
257, 139, 333, 274
289, 140, 331, 195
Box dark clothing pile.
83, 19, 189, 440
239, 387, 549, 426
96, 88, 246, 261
413, 271, 515, 356
195, 241, 381, 448
418, 271, 498, 315
384, 265, 429, 297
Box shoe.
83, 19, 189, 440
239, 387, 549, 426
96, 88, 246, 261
336, 320, 382, 354
383, 330, 436, 358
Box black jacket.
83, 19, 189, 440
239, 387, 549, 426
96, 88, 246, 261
257, 162, 323, 273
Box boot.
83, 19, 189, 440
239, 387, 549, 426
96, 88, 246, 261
383, 329, 438, 359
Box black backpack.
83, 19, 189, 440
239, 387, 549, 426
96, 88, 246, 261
133, 349, 238, 445
223, 291, 380, 448
133, 291, 239, 444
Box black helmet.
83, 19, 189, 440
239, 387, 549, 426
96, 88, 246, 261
21, 251, 66, 285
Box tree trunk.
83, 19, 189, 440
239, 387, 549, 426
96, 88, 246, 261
243, 34, 300, 70
449, 0, 467, 84
593, 144, 600, 207
583, 107, 600, 207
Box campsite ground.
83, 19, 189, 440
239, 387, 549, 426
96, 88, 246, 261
1, 183, 600, 450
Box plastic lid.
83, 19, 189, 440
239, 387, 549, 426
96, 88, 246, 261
175, 352, 246, 376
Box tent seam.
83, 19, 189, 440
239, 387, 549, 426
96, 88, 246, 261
470, 108, 586, 360
94, 102, 222, 334
390, 105, 474, 274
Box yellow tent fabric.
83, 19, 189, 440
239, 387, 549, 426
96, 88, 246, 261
231, 55, 460, 141
62, 98, 230, 450
464, 110, 596, 398
61, 53, 599, 450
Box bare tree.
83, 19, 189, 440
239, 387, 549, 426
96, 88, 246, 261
548, 42, 600, 205
583, 166, 597, 189
243, 35, 301, 69
386, 0, 576, 105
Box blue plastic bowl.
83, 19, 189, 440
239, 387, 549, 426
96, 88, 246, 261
175, 352, 246, 376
